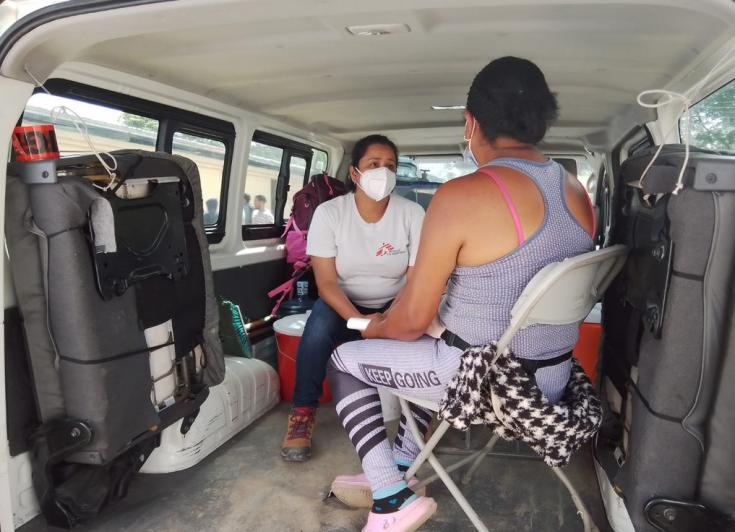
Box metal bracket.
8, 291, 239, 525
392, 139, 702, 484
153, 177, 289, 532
645, 497, 735, 532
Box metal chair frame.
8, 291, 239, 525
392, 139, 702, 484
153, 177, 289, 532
383, 245, 627, 531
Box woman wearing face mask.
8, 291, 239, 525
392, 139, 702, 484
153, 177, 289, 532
326, 57, 595, 531
281, 134, 425, 463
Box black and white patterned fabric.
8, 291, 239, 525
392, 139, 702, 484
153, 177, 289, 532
438, 345, 602, 468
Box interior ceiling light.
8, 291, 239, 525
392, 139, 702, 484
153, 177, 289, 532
431, 105, 466, 110
346, 24, 411, 37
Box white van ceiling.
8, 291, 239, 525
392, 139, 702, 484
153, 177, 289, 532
3, 0, 735, 152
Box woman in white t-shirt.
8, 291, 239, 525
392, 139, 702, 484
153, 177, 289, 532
281, 135, 425, 462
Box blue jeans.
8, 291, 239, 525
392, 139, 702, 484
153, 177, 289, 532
292, 297, 390, 408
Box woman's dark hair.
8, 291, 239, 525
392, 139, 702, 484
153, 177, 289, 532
466, 56, 558, 145
346, 134, 399, 191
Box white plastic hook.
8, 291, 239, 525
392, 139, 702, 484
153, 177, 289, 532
636, 43, 735, 196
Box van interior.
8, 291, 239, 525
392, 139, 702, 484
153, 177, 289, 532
1, 1, 734, 531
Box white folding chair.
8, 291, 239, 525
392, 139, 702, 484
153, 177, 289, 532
386, 245, 627, 532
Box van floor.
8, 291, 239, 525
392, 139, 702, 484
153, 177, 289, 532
21, 403, 610, 532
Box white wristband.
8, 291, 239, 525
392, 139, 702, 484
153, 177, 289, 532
346, 317, 371, 331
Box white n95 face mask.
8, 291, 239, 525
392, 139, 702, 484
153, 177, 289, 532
356, 167, 397, 202
462, 144, 479, 168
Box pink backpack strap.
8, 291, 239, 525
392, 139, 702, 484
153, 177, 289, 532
267, 263, 310, 316
281, 217, 294, 238
478, 167, 525, 245
267, 278, 296, 316
323, 174, 334, 196
281, 216, 302, 238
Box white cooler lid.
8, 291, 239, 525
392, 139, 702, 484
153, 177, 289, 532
584, 302, 602, 324
273, 313, 309, 337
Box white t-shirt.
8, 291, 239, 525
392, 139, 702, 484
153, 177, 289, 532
307, 193, 425, 308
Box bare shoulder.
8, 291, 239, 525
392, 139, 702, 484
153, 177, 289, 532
565, 172, 589, 201
428, 171, 510, 222
432, 171, 488, 200
563, 172, 595, 234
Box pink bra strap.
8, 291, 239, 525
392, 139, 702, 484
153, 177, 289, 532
478, 167, 525, 245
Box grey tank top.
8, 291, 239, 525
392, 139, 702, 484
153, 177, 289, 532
439, 157, 594, 362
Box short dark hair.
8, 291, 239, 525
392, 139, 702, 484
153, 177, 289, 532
347, 134, 399, 191
244, 193, 251, 202
254, 194, 267, 203
466, 56, 558, 145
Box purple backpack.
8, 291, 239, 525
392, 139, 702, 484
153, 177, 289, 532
268, 173, 347, 314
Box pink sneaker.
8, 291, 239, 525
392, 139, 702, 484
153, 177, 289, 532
362, 496, 437, 532
330, 473, 426, 508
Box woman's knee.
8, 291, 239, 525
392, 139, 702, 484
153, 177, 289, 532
326, 356, 340, 376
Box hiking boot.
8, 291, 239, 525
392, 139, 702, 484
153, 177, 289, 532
281, 406, 316, 462
331, 473, 426, 508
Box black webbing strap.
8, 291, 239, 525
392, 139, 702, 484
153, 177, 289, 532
441, 329, 572, 374
57, 339, 175, 365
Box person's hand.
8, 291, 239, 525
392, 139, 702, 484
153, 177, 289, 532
361, 315, 382, 339
425, 315, 445, 339
361, 312, 382, 321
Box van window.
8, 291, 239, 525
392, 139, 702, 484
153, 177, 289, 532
22, 93, 158, 154
243, 141, 284, 226
285, 154, 308, 219
577, 158, 595, 196
172, 131, 226, 226
242, 132, 320, 239
684, 79, 735, 152
552, 157, 596, 196
312, 148, 328, 174
21, 81, 235, 243
399, 154, 475, 183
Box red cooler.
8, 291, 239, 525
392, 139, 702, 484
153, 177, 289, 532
274, 313, 332, 403
573, 304, 603, 386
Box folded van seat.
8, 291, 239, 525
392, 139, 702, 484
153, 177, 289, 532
596, 146, 735, 531
5, 150, 225, 526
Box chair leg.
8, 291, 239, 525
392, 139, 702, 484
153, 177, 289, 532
413, 450, 486, 490
402, 414, 451, 480
551, 467, 600, 532
461, 433, 500, 485
399, 399, 489, 532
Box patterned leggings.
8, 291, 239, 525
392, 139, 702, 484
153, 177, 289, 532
328, 336, 462, 490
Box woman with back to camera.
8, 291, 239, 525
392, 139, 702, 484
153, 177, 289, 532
326, 57, 596, 531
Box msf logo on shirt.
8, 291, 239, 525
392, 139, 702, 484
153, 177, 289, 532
359, 363, 441, 389
376, 242, 406, 257
376, 242, 395, 257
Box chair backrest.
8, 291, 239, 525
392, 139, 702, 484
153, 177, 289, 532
495, 245, 627, 353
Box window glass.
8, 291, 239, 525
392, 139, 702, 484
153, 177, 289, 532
398, 154, 475, 183
398, 154, 597, 207
172, 131, 226, 226
22, 93, 158, 154
683, 79, 735, 152
285, 155, 308, 218
577, 159, 596, 196
244, 141, 283, 225
312, 148, 328, 174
